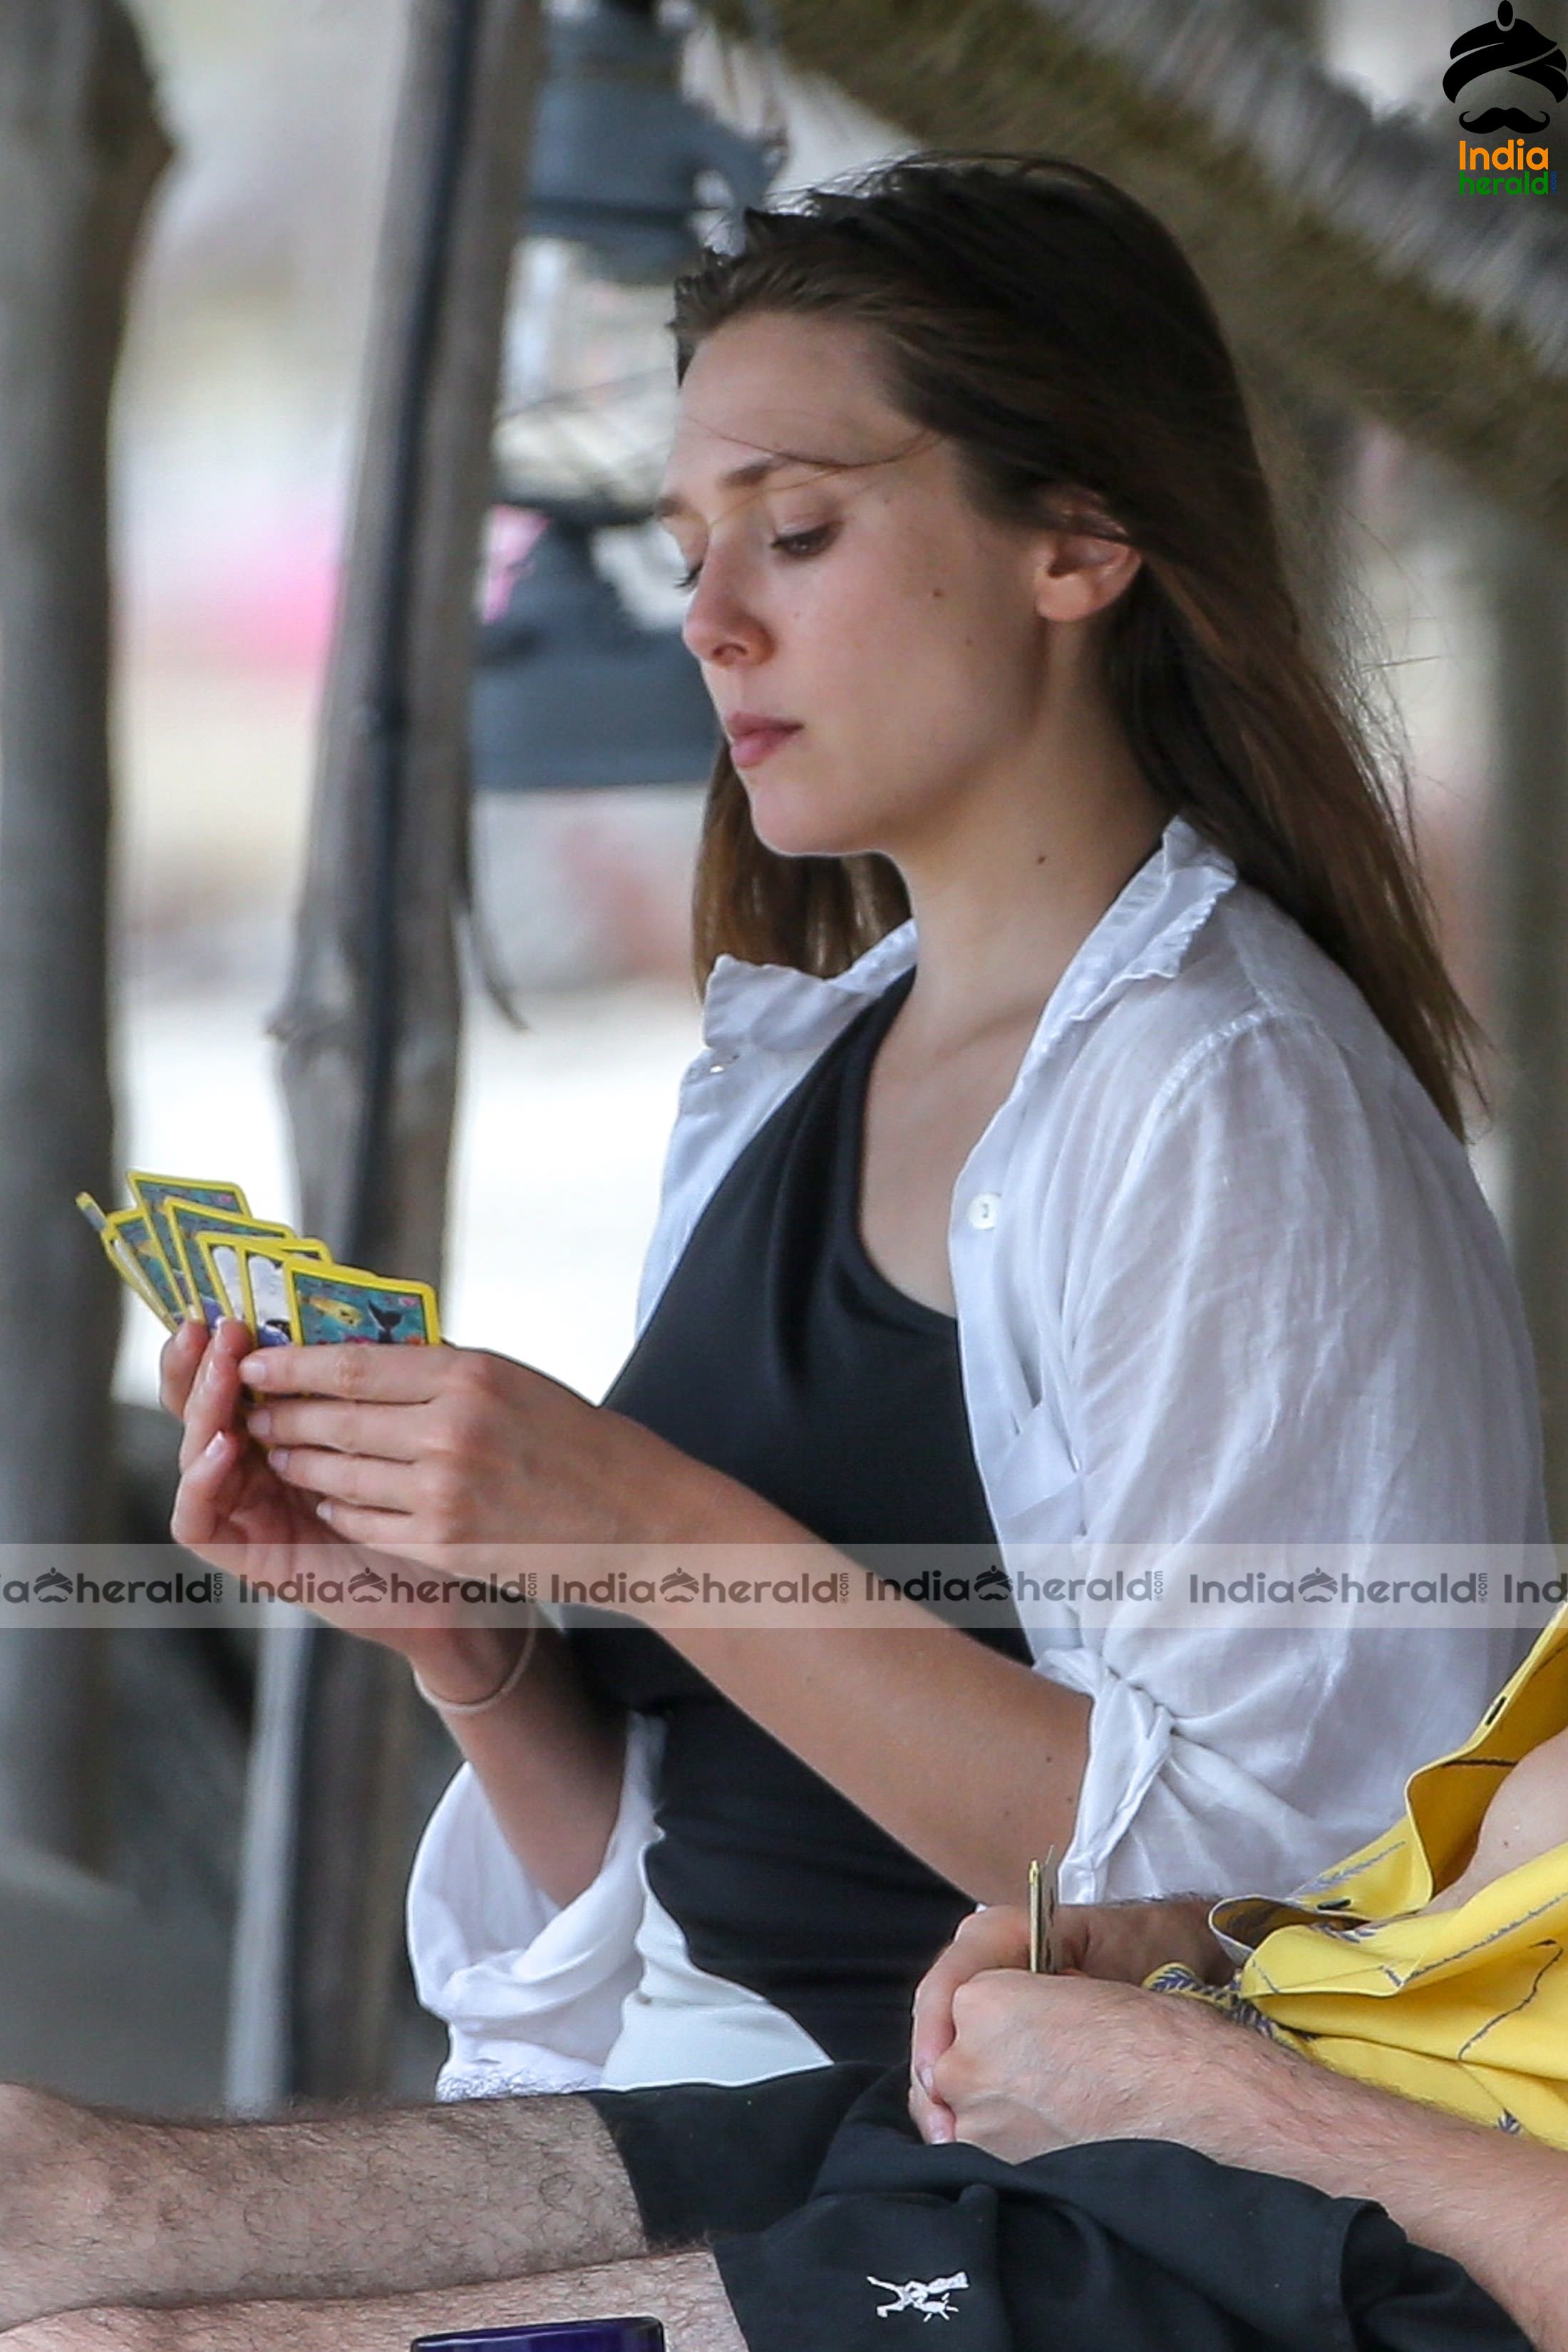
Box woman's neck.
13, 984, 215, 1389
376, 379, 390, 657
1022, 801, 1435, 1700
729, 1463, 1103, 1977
889, 699, 1167, 1058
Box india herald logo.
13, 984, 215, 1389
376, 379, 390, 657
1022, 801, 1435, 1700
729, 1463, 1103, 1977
1445, 3, 1565, 132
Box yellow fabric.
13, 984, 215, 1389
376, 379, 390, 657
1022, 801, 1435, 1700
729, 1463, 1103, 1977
1155, 1607, 1568, 2145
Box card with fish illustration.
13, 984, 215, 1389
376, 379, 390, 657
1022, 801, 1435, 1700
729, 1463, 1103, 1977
126, 1172, 252, 1313
164, 1201, 296, 1328
78, 1171, 443, 1350
226, 1237, 333, 1347
285, 1261, 440, 1347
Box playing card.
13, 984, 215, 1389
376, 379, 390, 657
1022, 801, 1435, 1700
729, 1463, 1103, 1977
109, 1208, 186, 1330
78, 1170, 443, 1354
197, 1234, 247, 1323
164, 1201, 296, 1329
287, 1262, 440, 1347
127, 1172, 252, 1315
227, 1237, 333, 1347
77, 1195, 181, 1332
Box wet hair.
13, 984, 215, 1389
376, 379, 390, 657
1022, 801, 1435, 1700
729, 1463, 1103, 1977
671, 152, 1478, 1135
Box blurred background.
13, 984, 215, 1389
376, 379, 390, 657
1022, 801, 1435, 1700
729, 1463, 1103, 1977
0, 0, 1563, 2111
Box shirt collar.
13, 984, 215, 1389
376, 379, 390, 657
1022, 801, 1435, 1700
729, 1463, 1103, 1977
701, 815, 1236, 1058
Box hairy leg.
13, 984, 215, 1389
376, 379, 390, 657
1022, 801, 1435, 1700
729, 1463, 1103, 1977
0, 2081, 644, 2331
1, 2252, 743, 2352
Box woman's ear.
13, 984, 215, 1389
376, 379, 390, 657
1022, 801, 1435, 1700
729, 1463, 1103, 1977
1030, 507, 1141, 624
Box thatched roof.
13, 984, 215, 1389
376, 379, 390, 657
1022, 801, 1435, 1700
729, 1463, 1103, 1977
710, 0, 1568, 540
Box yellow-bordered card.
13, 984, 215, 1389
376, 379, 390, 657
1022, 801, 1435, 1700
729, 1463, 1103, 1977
127, 1172, 252, 1316
195, 1234, 259, 1326
77, 1195, 180, 1332
108, 1207, 185, 1330
164, 1202, 297, 1329
220, 1236, 332, 1347
286, 1260, 440, 1347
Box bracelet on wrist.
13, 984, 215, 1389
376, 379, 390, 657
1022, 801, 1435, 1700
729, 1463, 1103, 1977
412, 1623, 538, 1718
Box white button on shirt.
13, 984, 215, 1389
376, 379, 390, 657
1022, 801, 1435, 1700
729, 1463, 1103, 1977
408, 815, 1547, 2095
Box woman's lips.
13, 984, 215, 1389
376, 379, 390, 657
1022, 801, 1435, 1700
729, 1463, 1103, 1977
728, 722, 803, 767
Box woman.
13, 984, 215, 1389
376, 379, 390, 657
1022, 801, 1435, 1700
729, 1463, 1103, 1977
167, 154, 1544, 2098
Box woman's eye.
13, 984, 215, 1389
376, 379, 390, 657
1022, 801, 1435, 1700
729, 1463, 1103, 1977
771, 524, 835, 562
672, 524, 835, 594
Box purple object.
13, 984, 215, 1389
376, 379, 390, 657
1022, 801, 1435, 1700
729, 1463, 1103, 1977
411, 2325, 664, 2352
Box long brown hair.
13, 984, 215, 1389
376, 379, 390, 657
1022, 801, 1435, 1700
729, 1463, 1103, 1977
669, 153, 1480, 1135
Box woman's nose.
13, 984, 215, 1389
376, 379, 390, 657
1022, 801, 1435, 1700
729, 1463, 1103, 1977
681, 566, 769, 668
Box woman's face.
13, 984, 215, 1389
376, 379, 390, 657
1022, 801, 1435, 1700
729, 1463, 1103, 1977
656, 312, 1076, 864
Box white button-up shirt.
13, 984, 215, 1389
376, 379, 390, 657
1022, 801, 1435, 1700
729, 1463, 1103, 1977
408, 816, 1545, 2094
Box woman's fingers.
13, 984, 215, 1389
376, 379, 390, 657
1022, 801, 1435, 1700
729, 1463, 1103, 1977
266, 1445, 416, 1515
244, 1397, 424, 1464
177, 1322, 248, 1472
177, 1344, 229, 1474
158, 1315, 209, 1417
311, 1498, 423, 1549
170, 1427, 244, 1549
240, 1341, 448, 1405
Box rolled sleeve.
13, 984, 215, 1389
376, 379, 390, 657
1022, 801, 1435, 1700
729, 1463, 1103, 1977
406, 1712, 662, 2098
1048, 1625, 1517, 1902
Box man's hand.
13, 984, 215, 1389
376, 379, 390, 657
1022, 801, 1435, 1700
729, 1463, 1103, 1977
910, 1898, 1226, 2142
919, 1969, 1234, 2160
917, 1965, 1568, 2352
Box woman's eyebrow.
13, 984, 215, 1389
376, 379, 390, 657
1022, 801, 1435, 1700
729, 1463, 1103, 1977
655, 428, 933, 525
653, 453, 837, 525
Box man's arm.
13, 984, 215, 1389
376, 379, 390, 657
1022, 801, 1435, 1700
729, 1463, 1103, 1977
0, 2083, 644, 2333
930, 1971, 1568, 2351
1, 2251, 743, 2352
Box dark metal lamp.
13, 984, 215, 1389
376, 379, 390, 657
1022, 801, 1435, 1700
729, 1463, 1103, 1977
471, 0, 779, 793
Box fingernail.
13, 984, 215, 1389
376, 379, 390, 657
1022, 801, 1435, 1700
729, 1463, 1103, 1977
202, 1431, 227, 1461
315, 1499, 333, 1525
916, 2062, 934, 2092
249, 1408, 272, 1438
239, 1354, 268, 1383
270, 1448, 290, 1473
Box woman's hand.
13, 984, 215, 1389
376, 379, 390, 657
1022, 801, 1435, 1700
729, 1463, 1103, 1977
161, 1322, 527, 1682
227, 1339, 696, 1576
910, 1897, 1226, 2142
164, 1318, 365, 1580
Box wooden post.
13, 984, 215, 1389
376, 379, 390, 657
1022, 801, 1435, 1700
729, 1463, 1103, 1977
251, 0, 544, 2102
276, 0, 544, 1277
0, 1, 170, 1857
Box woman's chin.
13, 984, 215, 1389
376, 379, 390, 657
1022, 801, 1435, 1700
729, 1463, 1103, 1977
744, 785, 883, 865
754, 820, 882, 862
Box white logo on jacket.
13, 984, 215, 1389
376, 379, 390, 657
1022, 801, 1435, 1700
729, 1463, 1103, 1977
868, 2271, 970, 2320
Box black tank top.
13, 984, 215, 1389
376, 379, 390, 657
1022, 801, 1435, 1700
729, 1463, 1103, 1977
572, 966, 1029, 2065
